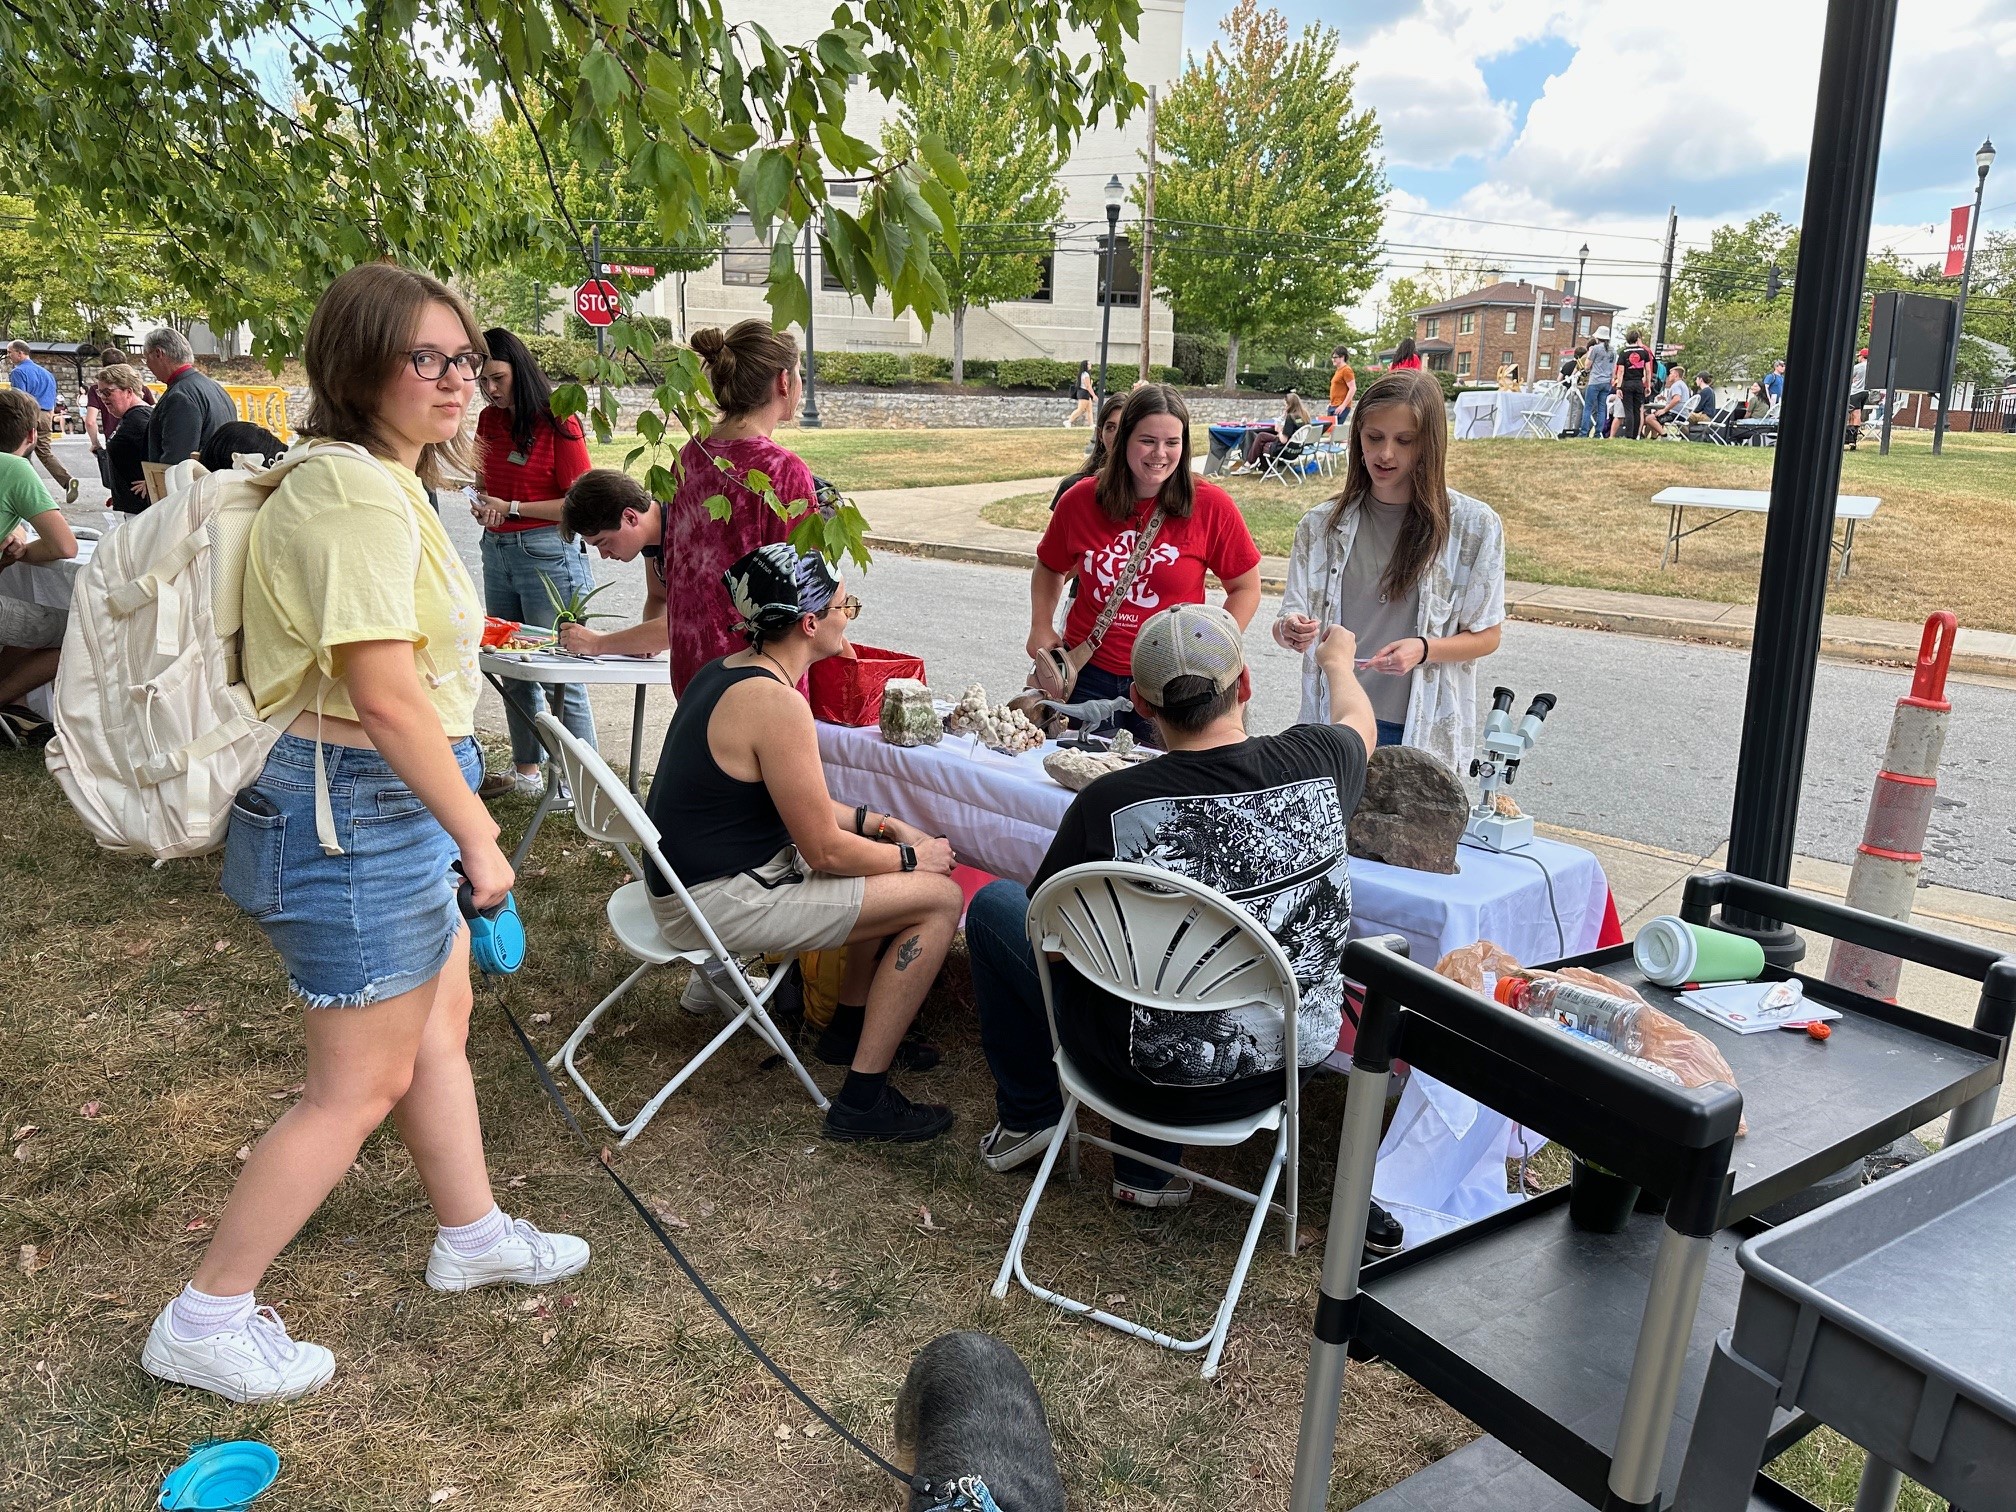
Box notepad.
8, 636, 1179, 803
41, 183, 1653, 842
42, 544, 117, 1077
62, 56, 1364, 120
1676, 981, 1841, 1035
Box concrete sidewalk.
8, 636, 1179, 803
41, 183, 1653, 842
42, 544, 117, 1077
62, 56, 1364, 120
855, 475, 2016, 679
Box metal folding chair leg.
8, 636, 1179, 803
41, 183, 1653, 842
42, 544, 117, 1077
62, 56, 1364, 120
991, 1097, 1293, 1379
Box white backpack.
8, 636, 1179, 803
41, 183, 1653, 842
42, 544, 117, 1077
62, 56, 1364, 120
45, 441, 415, 860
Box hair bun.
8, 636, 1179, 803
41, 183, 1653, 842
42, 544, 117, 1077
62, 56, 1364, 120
689, 327, 727, 359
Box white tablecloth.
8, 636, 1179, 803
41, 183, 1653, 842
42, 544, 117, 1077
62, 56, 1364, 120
818, 720, 1612, 1243
1, 542, 88, 717
1453, 389, 1572, 439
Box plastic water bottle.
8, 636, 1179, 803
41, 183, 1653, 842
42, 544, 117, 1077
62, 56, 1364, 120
1495, 975, 1647, 1057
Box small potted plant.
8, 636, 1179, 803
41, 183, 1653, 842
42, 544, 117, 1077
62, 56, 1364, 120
1568, 1157, 1641, 1234
540, 575, 617, 636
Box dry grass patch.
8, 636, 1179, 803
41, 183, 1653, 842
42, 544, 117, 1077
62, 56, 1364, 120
980, 430, 2016, 631
0, 739, 1941, 1510
3, 740, 1472, 1511
587, 427, 1090, 494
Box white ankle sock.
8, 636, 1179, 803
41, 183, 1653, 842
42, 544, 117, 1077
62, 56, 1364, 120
169, 1283, 256, 1341
437, 1204, 511, 1258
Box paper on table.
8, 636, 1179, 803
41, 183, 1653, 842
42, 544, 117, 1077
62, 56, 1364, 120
1676, 981, 1841, 1035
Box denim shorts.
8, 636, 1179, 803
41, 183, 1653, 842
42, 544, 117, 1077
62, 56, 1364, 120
221, 733, 482, 1008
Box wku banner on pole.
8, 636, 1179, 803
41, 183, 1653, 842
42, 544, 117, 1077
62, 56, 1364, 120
1945, 206, 1972, 277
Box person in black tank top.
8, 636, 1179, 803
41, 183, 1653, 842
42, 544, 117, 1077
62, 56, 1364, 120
641, 544, 966, 1144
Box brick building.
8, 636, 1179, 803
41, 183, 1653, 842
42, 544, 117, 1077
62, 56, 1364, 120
1396, 279, 1626, 383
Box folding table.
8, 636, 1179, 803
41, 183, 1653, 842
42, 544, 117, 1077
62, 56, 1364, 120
1650, 487, 1880, 579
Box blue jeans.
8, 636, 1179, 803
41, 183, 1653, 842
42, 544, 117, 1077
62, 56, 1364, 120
967, 880, 1183, 1188
1579, 382, 1612, 437
1376, 719, 1407, 749
222, 734, 482, 1007
479, 527, 599, 767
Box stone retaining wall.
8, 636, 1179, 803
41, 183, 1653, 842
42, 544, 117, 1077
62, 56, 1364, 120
281, 386, 1280, 435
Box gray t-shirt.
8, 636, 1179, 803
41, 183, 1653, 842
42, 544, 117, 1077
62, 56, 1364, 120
1337, 500, 1420, 725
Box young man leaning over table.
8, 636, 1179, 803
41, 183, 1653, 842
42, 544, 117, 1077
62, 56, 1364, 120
963, 603, 1406, 1255
556, 469, 668, 657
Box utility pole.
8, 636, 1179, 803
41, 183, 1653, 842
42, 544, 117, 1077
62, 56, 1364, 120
1652, 206, 1678, 359
590, 224, 605, 366
1137, 86, 1157, 383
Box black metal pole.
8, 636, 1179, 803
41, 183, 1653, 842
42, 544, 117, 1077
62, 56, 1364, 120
1932, 155, 1990, 456
800, 219, 822, 428
1721, 0, 1899, 964
1097, 205, 1119, 400
1652, 206, 1677, 360
591, 224, 605, 367
1879, 304, 1899, 455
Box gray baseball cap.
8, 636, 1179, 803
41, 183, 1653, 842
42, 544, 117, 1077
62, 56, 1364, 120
1131, 602, 1245, 706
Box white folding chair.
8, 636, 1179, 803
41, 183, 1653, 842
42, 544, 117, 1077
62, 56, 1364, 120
1255, 422, 1320, 485
1311, 421, 1346, 478
532, 713, 828, 1146
1519, 380, 1568, 438
991, 861, 1301, 1379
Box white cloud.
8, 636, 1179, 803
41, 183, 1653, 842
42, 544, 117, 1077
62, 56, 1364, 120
1352, 19, 1517, 169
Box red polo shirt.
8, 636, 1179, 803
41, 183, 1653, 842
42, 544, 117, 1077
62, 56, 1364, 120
477, 404, 592, 532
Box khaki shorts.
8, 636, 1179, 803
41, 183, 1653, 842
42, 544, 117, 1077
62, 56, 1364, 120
0, 594, 66, 650
649, 845, 864, 956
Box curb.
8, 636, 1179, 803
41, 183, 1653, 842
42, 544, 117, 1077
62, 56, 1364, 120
864, 534, 2016, 679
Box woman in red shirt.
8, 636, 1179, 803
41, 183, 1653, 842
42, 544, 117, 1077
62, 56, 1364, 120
1030, 384, 1262, 738
472, 328, 597, 798
1390, 336, 1422, 371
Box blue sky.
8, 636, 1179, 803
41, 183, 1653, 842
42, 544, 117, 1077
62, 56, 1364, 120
1179, 0, 2014, 319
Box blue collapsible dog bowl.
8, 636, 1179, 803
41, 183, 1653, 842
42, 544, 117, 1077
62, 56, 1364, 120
158, 1440, 280, 1510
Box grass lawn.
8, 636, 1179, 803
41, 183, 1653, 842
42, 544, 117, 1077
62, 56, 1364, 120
981, 429, 2016, 633
1, 739, 1944, 1511
587, 426, 1091, 493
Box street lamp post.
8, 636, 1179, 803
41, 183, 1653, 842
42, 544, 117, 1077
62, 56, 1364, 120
1932, 136, 1994, 456
1575, 242, 1589, 330
1097, 174, 1124, 400
800, 217, 822, 428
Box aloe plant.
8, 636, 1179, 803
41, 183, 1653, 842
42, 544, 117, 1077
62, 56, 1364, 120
540, 574, 618, 627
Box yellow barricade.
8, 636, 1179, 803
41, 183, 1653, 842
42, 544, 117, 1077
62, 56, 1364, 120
221, 385, 293, 440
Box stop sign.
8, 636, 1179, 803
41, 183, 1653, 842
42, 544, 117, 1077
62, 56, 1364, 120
574, 279, 621, 327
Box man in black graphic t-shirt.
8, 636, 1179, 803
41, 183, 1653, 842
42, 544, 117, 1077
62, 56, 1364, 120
967, 604, 1399, 1248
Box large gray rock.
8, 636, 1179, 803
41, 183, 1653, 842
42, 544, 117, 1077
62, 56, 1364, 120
1348, 745, 1468, 874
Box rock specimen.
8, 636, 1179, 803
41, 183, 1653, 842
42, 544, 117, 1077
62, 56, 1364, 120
1347, 745, 1467, 874
948, 683, 1045, 753
1043, 747, 1130, 791
879, 678, 942, 747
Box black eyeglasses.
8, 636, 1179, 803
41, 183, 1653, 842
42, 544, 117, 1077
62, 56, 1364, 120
408, 349, 486, 381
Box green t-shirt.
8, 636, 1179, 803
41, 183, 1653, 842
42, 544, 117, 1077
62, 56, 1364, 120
0, 451, 55, 544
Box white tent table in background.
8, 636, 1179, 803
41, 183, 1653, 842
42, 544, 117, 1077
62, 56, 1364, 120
816, 719, 1617, 1243
1650, 485, 1880, 579
479, 648, 669, 870
1454, 388, 1573, 440
1, 537, 91, 718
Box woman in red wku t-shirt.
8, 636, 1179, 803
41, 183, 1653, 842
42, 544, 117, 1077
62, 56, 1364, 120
472, 327, 598, 798
1030, 384, 1262, 738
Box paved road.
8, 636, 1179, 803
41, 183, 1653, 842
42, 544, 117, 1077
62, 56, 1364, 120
41, 437, 2016, 899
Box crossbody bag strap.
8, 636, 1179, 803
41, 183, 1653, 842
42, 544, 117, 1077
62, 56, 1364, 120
1077, 507, 1166, 659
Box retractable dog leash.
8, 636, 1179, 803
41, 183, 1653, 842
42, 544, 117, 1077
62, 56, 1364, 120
459, 890, 993, 1505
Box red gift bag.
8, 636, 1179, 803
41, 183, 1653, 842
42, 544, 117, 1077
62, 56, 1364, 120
808, 643, 927, 726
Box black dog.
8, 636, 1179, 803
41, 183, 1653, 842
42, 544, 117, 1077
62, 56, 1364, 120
893, 1332, 1065, 1511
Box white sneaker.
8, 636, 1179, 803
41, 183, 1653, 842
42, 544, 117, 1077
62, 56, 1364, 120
679, 972, 718, 1016
140, 1301, 336, 1403
424, 1217, 590, 1292
509, 769, 546, 798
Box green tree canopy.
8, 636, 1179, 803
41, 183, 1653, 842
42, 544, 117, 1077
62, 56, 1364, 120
1145, 0, 1384, 387
0, 0, 1142, 563
883, 30, 1065, 385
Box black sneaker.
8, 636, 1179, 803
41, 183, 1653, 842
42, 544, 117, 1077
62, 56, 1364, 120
822, 1083, 955, 1143
813, 1022, 942, 1073
1364, 1200, 1405, 1257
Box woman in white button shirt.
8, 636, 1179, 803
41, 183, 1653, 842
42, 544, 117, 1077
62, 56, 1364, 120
1272, 368, 1506, 772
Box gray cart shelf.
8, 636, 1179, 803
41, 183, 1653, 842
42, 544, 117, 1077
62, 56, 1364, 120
1678, 1112, 2016, 1512
1288, 873, 2016, 1512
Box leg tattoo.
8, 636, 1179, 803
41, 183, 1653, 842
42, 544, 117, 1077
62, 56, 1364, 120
894, 934, 923, 972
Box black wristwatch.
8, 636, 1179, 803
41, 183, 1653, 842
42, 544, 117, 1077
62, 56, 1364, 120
898, 843, 918, 873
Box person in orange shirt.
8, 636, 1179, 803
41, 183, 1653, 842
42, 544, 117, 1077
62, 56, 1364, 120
1327, 345, 1357, 420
